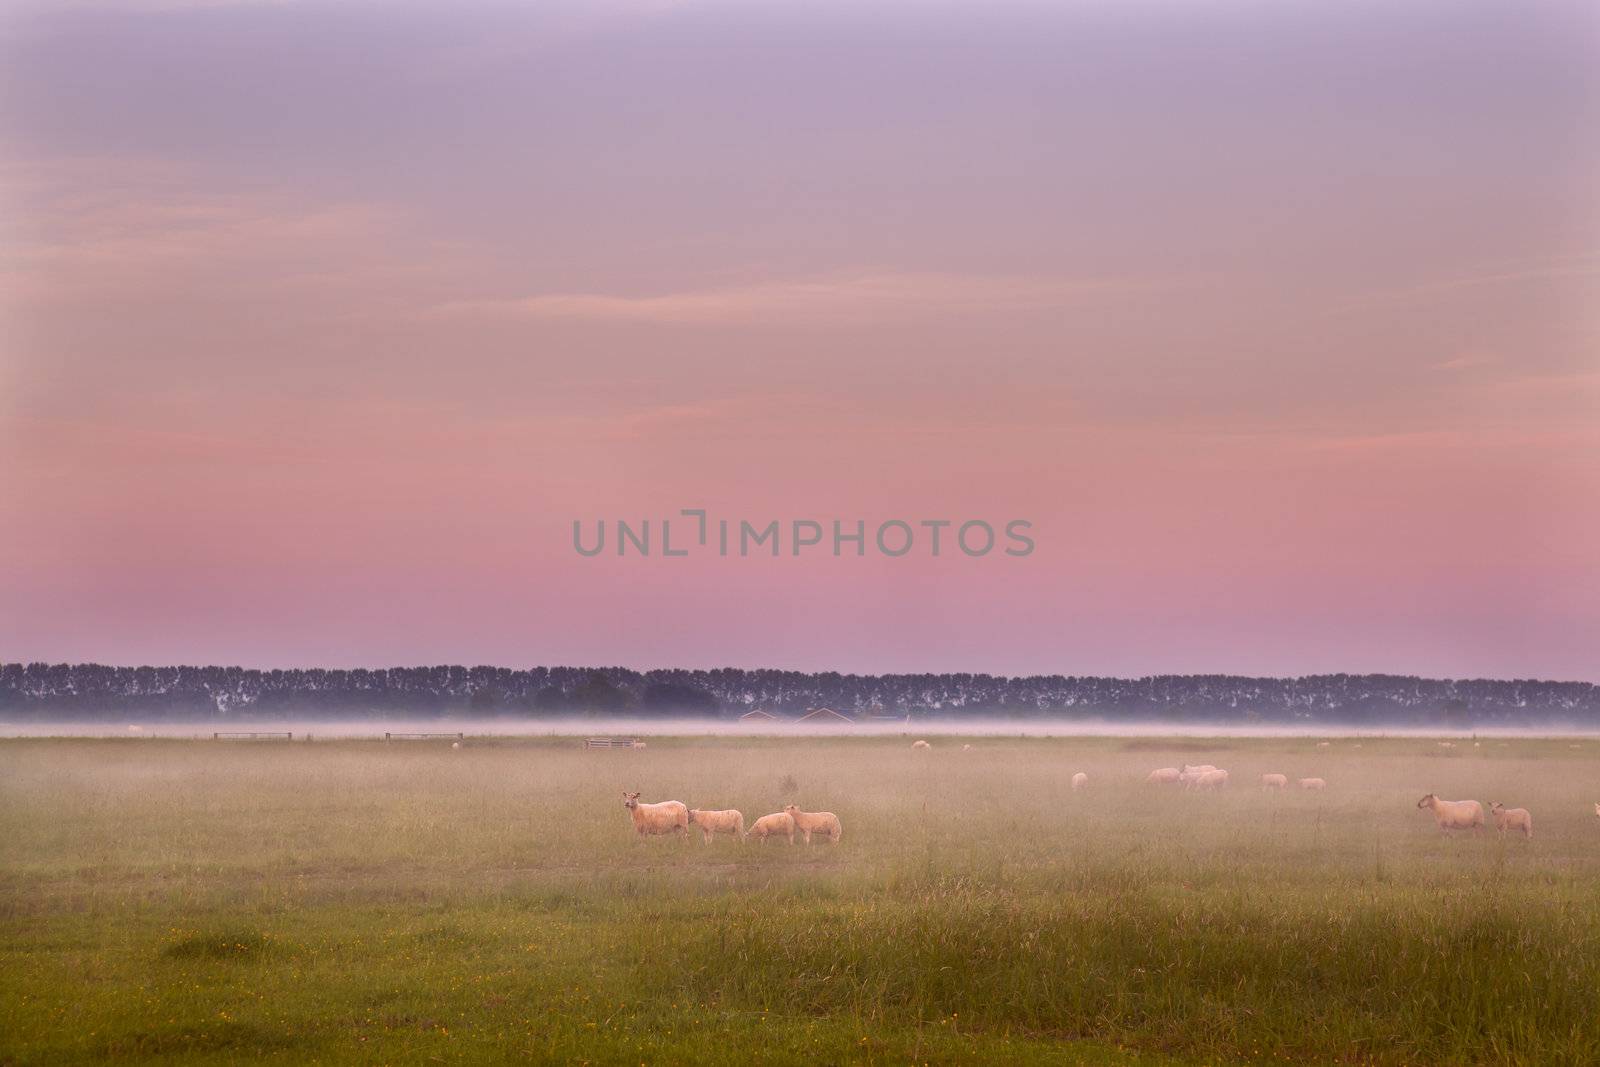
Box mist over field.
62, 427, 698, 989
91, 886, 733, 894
7, 718, 1600, 740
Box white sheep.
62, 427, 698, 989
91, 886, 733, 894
783, 804, 842, 844
747, 811, 795, 844
1416, 794, 1483, 833
1192, 769, 1229, 791
912, 740, 931, 750
1071, 772, 1088, 790
621, 791, 688, 837
1298, 777, 1327, 791
961, 744, 973, 751
1146, 767, 1182, 785
1316, 741, 1331, 749
1489, 802, 1532, 838
686, 808, 745, 844
1594, 802, 1600, 820
1260, 773, 1288, 791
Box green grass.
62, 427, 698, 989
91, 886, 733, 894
2, 735, 1598, 1064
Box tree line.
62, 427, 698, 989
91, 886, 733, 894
2, 662, 1597, 726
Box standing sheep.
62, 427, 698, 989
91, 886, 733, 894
747, 811, 795, 844
621, 792, 688, 837
1298, 777, 1327, 791
1147, 767, 1182, 785
686, 808, 745, 844
1416, 794, 1484, 833
1260, 773, 1288, 791
1489, 802, 1533, 838
782, 804, 842, 844
1191, 769, 1229, 791
1071, 772, 1088, 790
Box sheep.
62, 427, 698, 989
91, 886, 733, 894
912, 739, 931, 750
1146, 767, 1182, 785
962, 744, 973, 751
1316, 741, 1331, 749
1416, 794, 1484, 833
1192, 769, 1229, 791
1178, 764, 1217, 788
1594, 802, 1600, 820
1260, 773, 1288, 791
686, 808, 745, 844
1071, 772, 1088, 790
1489, 802, 1532, 838
782, 804, 842, 844
1298, 777, 1327, 791
621, 791, 688, 837
746, 811, 795, 844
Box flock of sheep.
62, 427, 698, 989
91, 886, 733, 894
1141, 763, 1324, 791
621, 791, 841, 844
621, 747, 1600, 845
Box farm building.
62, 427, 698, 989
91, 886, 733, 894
794, 707, 854, 725
738, 709, 782, 724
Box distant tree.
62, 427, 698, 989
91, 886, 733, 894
640, 681, 719, 718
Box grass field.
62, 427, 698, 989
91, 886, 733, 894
2, 735, 1598, 1065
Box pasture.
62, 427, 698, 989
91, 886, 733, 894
2, 735, 1598, 1065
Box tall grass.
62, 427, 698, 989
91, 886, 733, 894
2, 735, 1597, 1064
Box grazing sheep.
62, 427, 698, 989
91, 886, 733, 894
1260, 773, 1288, 791
782, 804, 842, 844
912, 740, 931, 750
1071, 772, 1088, 790
1192, 769, 1229, 791
1298, 777, 1327, 791
621, 792, 688, 837
747, 811, 795, 844
1179, 764, 1219, 788
1416, 794, 1484, 833
962, 744, 973, 751
1437, 741, 1456, 749
1147, 767, 1182, 785
1316, 741, 1331, 749
451, 741, 460, 750
686, 808, 745, 844
633, 741, 648, 750
1489, 802, 1533, 838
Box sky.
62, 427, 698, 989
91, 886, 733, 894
2, 0, 1598, 680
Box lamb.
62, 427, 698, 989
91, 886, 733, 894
1071, 772, 1088, 790
912, 740, 931, 750
1298, 777, 1327, 791
686, 807, 745, 844
1260, 773, 1288, 790
1192, 769, 1229, 791
746, 811, 795, 844
1489, 802, 1532, 838
782, 804, 842, 844
1416, 794, 1483, 833
621, 792, 688, 837
1146, 767, 1182, 784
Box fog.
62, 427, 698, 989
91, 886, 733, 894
4, 718, 1599, 740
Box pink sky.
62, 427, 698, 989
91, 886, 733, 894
3, 0, 1598, 679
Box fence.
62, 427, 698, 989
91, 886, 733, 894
213, 732, 293, 741
384, 732, 466, 742
584, 737, 642, 749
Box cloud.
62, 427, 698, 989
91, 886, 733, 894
427, 272, 1145, 325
